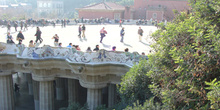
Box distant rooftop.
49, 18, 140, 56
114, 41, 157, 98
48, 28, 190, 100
77, 2, 124, 11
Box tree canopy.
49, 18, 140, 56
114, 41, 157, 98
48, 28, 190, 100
119, 0, 220, 109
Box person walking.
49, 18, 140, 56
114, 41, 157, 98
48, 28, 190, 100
82, 24, 86, 38
78, 25, 82, 38
17, 31, 25, 44
138, 27, 144, 42
52, 34, 59, 46
35, 27, 43, 43
100, 27, 107, 43
120, 27, 125, 43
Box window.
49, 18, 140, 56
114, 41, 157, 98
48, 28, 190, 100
48, 3, 51, 8
39, 3, 42, 7
153, 13, 157, 19
44, 3, 46, 7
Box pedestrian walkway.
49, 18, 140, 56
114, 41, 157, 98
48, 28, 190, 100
0, 25, 157, 54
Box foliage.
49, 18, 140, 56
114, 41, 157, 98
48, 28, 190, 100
124, 97, 172, 110
95, 104, 107, 110
59, 102, 88, 110
119, 59, 153, 105
205, 78, 220, 109
147, 0, 220, 109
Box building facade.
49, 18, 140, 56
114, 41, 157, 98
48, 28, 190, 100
0, 0, 6, 5
37, 0, 64, 18
77, 2, 125, 20
133, 0, 189, 21
77, 0, 189, 21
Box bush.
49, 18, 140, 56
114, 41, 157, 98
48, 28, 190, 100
119, 59, 153, 105
59, 102, 88, 110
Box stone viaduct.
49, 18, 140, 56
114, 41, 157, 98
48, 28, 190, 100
0, 43, 142, 110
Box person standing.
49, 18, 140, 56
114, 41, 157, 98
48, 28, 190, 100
52, 34, 59, 46
17, 31, 25, 44
82, 24, 86, 38
119, 19, 122, 27
6, 32, 14, 44
100, 27, 107, 43
7, 23, 11, 32
35, 27, 43, 43
120, 27, 125, 43
14, 21, 18, 32
138, 27, 144, 42
24, 22, 28, 31
20, 21, 23, 30
78, 25, 82, 38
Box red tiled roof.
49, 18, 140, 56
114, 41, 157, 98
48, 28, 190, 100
78, 2, 125, 11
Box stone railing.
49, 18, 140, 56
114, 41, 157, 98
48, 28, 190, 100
0, 42, 144, 67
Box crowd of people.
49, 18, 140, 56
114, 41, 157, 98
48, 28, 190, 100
3, 17, 153, 56
5, 24, 150, 56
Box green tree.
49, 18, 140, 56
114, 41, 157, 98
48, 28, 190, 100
146, 0, 220, 109
119, 60, 153, 105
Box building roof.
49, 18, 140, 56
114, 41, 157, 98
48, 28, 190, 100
77, 2, 125, 11
0, 5, 8, 8
10, 4, 19, 7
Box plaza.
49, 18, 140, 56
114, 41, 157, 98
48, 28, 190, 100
0, 24, 157, 110
1, 24, 157, 54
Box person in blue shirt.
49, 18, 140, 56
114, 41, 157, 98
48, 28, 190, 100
67, 43, 72, 48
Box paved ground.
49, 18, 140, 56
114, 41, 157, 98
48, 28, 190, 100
1, 24, 157, 54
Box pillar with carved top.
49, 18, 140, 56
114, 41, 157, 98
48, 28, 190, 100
87, 88, 102, 110
33, 80, 39, 110
0, 74, 15, 110
39, 80, 54, 110
68, 79, 79, 104
26, 74, 33, 95
108, 84, 116, 107
55, 78, 65, 100
80, 81, 107, 110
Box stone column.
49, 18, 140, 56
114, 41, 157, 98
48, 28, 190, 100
68, 79, 79, 104
0, 74, 15, 110
55, 78, 65, 100
33, 80, 39, 110
26, 74, 33, 95
39, 81, 54, 110
108, 84, 116, 107
87, 88, 102, 110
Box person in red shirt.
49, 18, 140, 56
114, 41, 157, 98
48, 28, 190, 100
100, 27, 107, 43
